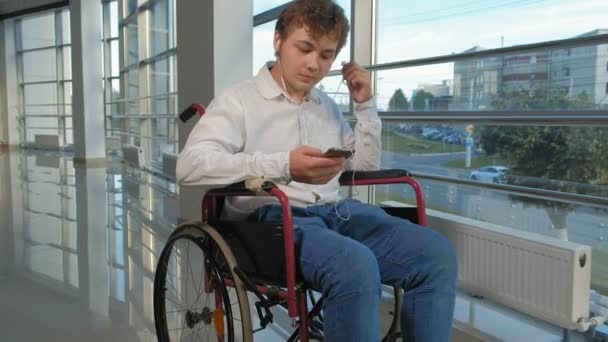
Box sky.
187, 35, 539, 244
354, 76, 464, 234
252, 0, 608, 109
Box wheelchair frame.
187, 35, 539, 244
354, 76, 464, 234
153, 104, 428, 342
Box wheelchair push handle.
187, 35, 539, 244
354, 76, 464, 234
178, 103, 206, 123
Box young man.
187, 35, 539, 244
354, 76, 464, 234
177, 0, 457, 340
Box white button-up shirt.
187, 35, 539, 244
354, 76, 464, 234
177, 62, 381, 217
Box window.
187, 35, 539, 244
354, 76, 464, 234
113, 0, 178, 169
373, 1, 608, 298
16, 9, 73, 147
376, 1, 608, 63
103, 1, 122, 143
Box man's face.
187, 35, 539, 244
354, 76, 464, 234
274, 26, 338, 93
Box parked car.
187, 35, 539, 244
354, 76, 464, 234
470, 166, 509, 183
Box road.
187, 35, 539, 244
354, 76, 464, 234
377, 150, 608, 251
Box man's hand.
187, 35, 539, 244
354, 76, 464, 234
342, 61, 372, 103
289, 146, 346, 184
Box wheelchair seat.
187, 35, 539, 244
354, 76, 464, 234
210, 205, 420, 289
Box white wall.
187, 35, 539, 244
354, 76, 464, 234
176, 0, 253, 220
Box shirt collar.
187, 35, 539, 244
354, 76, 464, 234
254, 61, 322, 104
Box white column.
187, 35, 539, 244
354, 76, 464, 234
351, 0, 376, 204
70, 0, 106, 163
176, 0, 253, 221
0, 20, 21, 146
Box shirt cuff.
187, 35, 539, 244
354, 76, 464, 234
282, 151, 293, 184
353, 97, 379, 122
259, 151, 292, 184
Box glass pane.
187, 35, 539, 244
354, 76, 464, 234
24, 105, 57, 115
110, 1, 119, 38
125, 21, 139, 67
126, 0, 138, 18
317, 74, 349, 112
380, 121, 608, 197
253, 20, 276, 74
377, 0, 608, 64
375, 43, 608, 112
24, 83, 58, 107
101, 42, 105, 77
19, 12, 55, 50
110, 78, 121, 101
109, 116, 124, 132
254, 1, 288, 15
126, 69, 139, 101
111, 40, 119, 77
332, 0, 351, 71
63, 46, 72, 80
127, 118, 139, 134
151, 57, 170, 97
64, 81, 72, 105
22, 49, 57, 82
149, 0, 173, 56
61, 10, 71, 44
25, 116, 58, 129
65, 128, 73, 145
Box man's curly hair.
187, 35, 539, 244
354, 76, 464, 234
275, 0, 349, 55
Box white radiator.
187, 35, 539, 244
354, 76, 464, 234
122, 144, 144, 167
162, 152, 178, 180
34, 134, 59, 149
427, 211, 591, 330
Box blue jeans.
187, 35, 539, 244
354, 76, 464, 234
249, 199, 457, 342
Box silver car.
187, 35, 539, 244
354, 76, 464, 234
470, 166, 509, 183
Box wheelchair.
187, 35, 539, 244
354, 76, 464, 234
153, 105, 428, 342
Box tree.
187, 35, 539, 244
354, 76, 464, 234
388, 88, 409, 111
479, 86, 606, 240
412, 90, 434, 110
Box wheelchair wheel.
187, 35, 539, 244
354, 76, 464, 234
154, 223, 253, 342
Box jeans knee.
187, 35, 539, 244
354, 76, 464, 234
323, 244, 380, 300
426, 233, 458, 283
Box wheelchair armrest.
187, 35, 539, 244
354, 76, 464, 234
339, 169, 411, 185
206, 180, 277, 197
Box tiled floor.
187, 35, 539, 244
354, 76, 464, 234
0, 149, 592, 341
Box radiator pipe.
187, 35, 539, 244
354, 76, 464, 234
576, 315, 607, 332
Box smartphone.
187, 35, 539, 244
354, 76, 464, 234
323, 147, 354, 159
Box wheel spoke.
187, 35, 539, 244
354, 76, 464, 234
156, 227, 252, 342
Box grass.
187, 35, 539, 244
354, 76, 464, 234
382, 126, 465, 154
443, 155, 510, 170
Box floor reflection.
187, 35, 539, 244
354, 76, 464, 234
0, 149, 593, 342
0, 149, 207, 341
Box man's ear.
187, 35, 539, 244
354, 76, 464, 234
273, 32, 282, 57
